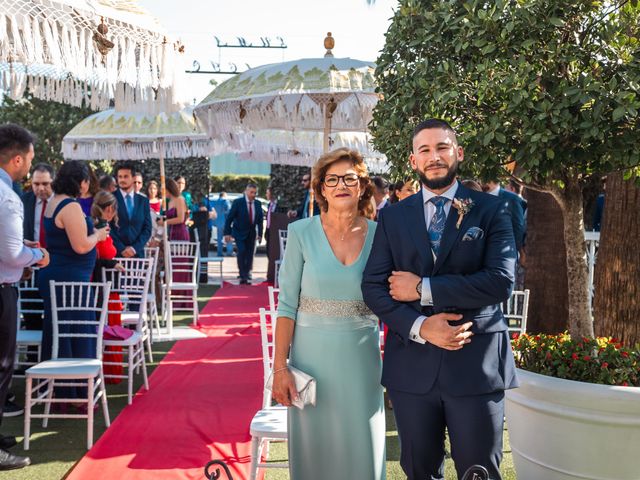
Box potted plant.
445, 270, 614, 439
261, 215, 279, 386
506, 333, 640, 480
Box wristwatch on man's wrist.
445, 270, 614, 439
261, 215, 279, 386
415, 279, 422, 297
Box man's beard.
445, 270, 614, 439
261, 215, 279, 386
418, 161, 459, 190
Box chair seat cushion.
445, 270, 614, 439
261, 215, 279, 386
249, 407, 288, 438
26, 358, 101, 378
170, 282, 197, 289
103, 331, 143, 346
17, 330, 43, 344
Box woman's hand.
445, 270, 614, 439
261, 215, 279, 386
95, 226, 110, 242
271, 368, 298, 407
114, 262, 125, 273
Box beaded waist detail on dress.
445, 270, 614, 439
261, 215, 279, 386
296, 296, 378, 330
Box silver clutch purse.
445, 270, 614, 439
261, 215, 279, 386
266, 365, 316, 410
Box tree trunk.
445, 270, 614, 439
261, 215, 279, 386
523, 189, 569, 334
594, 172, 640, 346
553, 180, 594, 338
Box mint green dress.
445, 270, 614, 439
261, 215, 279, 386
277, 216, 386, 480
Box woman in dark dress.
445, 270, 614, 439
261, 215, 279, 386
38, 161, 109, 399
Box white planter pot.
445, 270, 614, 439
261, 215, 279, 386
505, 368, 640, 480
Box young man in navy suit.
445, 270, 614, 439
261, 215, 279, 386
362, 119, 519, 480
224, 182, 264, 284
110, 161, 152, 258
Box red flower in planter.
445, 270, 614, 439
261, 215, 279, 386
601, 362, 609, 369
572, 353, 578, 360
622, 351, 630, 358
583, 355, 591, 361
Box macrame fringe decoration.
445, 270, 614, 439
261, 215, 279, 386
0, 2, 177, 110
62, 138, 212, 161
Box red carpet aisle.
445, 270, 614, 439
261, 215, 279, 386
67, 283, 269, 480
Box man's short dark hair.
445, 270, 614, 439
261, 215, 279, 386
134, 171, 143, 178
246, 182, 258, 190
413, 118, 457, 140
0, 124, 35, 165
99, 174, 116, 190
32, 163, 54, 178
114, 161, 135, 176
372, 176, 389, 193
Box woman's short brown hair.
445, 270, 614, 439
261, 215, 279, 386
311, 148, 374, 216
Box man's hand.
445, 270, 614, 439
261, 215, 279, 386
287, 210, 298, 219
36, 248, 50, 268
419, 313, 473, 350
389, 271, 421, 302
122, 246, 135, 258
224, 235, 233, 244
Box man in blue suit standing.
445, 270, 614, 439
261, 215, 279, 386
224, 182, 263, 284
483, 180, 526, 254
362, 119, 519, 480
110, 161, 152, 258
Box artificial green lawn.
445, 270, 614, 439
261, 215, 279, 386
4, 282, 517, 479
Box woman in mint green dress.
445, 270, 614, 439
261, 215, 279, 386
273, 148, 386, 480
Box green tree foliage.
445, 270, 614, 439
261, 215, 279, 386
0, 93, 93, 170
372, 0, 640, 337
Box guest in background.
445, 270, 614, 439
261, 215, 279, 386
147, 180, 162, 214
372, 176, 390, 217
288, 173, 319, 219
461, 178, 483, 192
212, 191, 233, 256
265, 186, 278, 261
91, 191, 124, 384
157, 179, 189, 241
483, 180, 526, 255
23, 163, 55, 247
224, 183, 263, 285
77, 166, 98, 217
110, 161, 152, 259
389, 177, 419, 204
175, 175, 192, 216
99, 174, 116, 193
133, 172, 145, 196
21, 163, 55, 365
37, 160, 109, 401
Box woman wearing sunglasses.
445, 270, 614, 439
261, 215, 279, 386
272, 148, 386, 480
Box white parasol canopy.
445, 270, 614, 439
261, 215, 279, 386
62, 108, 211, 161
230, 129, 388, 174
0, 0, 179, 110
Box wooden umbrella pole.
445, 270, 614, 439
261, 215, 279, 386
310, 100, 335, 217
159, 138, 172, 335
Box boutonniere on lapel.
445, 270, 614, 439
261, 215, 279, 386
452, 198, 474, 229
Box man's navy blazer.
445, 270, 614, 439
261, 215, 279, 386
362, 182, 519, 396
110, 189, 152, 258
22, 191, 37, 241
498, 188, 526, 251
224, 196, 264, 241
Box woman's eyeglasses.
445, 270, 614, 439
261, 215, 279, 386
322, 174, 360, 188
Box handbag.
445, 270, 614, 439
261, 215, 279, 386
266, 365, 316, 410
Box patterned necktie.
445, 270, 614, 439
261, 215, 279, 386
126, 194, 134, 218
248, 201, 254, 225
428, 196, 448, 257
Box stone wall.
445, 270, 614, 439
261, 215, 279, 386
115, 157, 210, 205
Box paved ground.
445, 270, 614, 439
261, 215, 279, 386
202, 251, 269, 285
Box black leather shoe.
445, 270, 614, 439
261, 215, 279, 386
2, 400, 24, 417
0, 436, 17, 449
0, 448, 30, 470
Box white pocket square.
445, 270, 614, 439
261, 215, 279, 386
462, 227, 484, 241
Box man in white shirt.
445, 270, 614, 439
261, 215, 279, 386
0, 124, 49, 471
